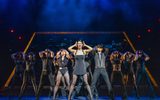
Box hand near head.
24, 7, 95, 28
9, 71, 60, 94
83, 41, 86, 46
74, 42, 77, 46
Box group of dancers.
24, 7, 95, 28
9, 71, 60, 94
11, 40, 156, 100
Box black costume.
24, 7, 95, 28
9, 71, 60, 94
19, 53, 37, 99
36, 51, 55, 99
135, 51, 155, 97
11, 52, 25, 86
110, 51, 127, 99
122, 52, 139, 97
56, 56, 69, 75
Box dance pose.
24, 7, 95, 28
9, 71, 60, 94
122, 51, 139, 98
110, 51, 127, 99
19, 52, 37, 99
11, 52, 25, 87
68, 41, 93, 100
91, 45, 114, 99
36, 49, 55, 99
53, 49, 70, 99
134, 50, 155, 97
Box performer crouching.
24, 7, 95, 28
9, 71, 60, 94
11, 52, 25, 87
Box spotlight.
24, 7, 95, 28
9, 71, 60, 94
18, 36, 22, 40
147, 28, 152, 33
137, 35, 141, 39
10, 29, 14, 33
9, 28, 15, 33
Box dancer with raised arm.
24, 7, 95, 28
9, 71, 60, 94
122, 51, 139, 98
134, 50, 155, 97
110, 51, 127, 100
36, 49, 55, 99
91, 44, 114, 100
53, 49, 70, 99
19, 52, 37, 99
68, 40, 93, 100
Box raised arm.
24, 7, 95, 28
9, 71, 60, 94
83, 41, 93, 53
144, 53, 150, 61
110, 53, 114, 64
56, 51, 61, 59
39, 51, 45, 58
11, 52, 17, 59
134, 52, 139, 61
68, 42, 77, 53
64, 50, 71, 59
104, 48, 109, 56
121, 53, 126, 61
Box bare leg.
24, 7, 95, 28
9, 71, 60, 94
68, 75, 77, 100
123, 74, 128, 85
19, 71, 27, 99
31, 73, 37, 95
53, 71, 62, 99
64, 71, 70, 90
83, 74, 93, 100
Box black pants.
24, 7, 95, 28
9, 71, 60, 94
36, 70, 54, 98
19, 70, 37, 98
123, 69, 139, 97
91, 68, 112, 97
11, 70, 23, 87
111, 71, 127, 98
136, 69, 155, 96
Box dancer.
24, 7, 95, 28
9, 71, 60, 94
53, 49, 70, 99
110, 51, 127, 99
19, 52, 37, 99
11, 52, 25, 87
134, 50, 155, 97
68, 41, 93, 100
122, 51, 139, 98
36, 49, 55, 99
91, 44, 114, 99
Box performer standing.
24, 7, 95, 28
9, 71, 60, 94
68, 41, 93, 100
134, 50, 155, 97
122, 51, 139, 98
110, 51, 127, 99
36, 49, 55, 99
11, 52, 25, 87
91, 45, 114, 99
53, 49, 70, 99
19, 52, 37, 99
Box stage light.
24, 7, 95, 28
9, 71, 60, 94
147, 28, 152, 33
8, 28, 15, 33
10, 29, 14, 33
137, 35, 141, 39
18, 36, 22, 40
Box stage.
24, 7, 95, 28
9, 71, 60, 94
1, 96, 160, 100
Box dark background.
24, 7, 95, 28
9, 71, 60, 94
0, 0, 160, 89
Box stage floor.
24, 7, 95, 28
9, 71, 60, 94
0, 96, 160, 100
